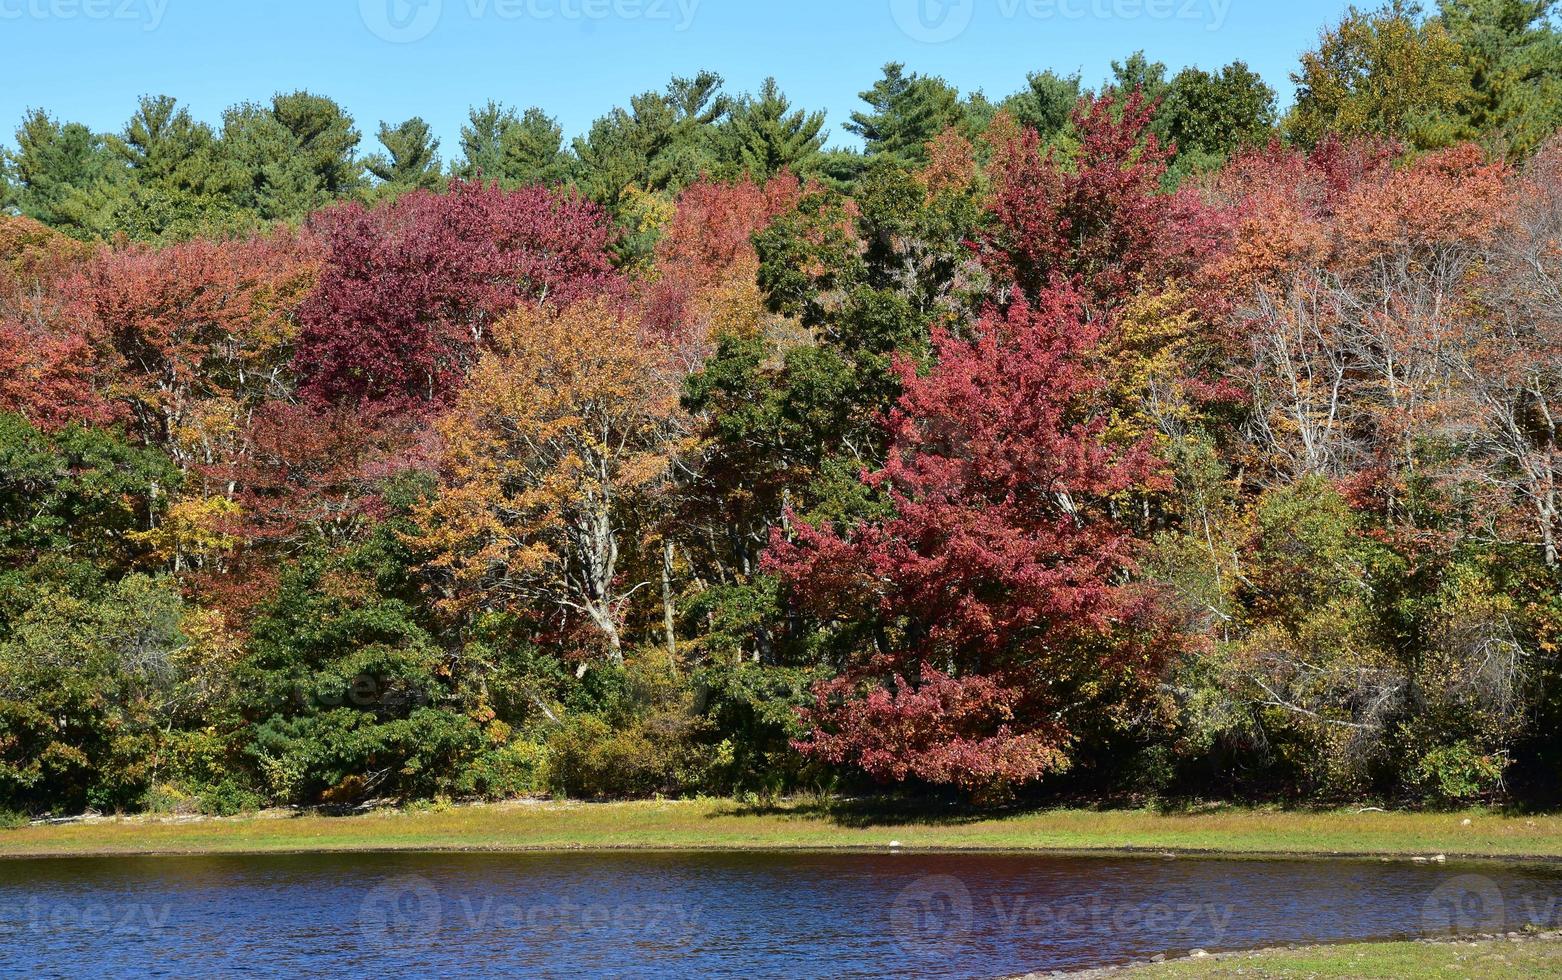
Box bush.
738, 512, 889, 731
455, 739, 550, 799
247, 707, 486, 805
544, 710, 714, 798
1409, 743, 1507, 805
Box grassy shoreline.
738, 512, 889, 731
4, 799, 1562, 861
1050, 933, 1562, 978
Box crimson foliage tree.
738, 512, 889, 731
982, 91, 1222, 313
295, 180, 622, 409
766, 287, 1176, 792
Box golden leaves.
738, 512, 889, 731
415, 298, 688, 619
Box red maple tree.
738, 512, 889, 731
767, 287, 1176, 791
295, 180, 623, 410
981, 91, 1222, 314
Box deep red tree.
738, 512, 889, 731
981, 91, 1223, 314
294, 180, 623, 410
766, 287, 1176, 791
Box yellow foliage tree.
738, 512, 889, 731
416, 298, 688, 664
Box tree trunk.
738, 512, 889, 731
662, 538, 678, 660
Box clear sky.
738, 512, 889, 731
2, 0, 1355, 157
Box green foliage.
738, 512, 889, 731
6, 110, 123, 236
543, 655, 716, 798
1408, 742, 1507, 802
0, 574, 206, 813
717, 77, 828, 179
365, 117, 443, 190
1160, 62, 1278, 181
232, 498, 479, 805
249, 708, 484, 805
1001, 70, 1084, 141
572, 71, 730, 207
1439, 0, 1562, 155
457, 102, 571, 185
0, 416, 177, 618
845, 63, 970, 168
694, 661, 821, 793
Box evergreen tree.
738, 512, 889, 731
6, 110, 122, 234
573, 71, 729, 206
110, 95, 219, 191
269, 90, 363, 196
459, 104, 570, 186
505, 108, 571, 184
1440, 0, 1562, 155
717, 78, 827, 179
845, 63, 966, 167
457, 100, 514, 179
1108, 51, 1171, 105
1001, 70, 1084, 141
366, 116, 443, 189
216, 103, 328, 221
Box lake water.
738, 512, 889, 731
3, 850, 1561, 977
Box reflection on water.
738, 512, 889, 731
1, 850, 1559, 977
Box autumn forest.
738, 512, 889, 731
2, 0, 1561, 816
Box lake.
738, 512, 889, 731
3, 850, 1560, 977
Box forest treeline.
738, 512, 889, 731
1, 0, 1560, 815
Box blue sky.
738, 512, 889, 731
2, 0, 1354, 158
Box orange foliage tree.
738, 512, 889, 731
416, 298, 689, 663
642, 175, 803, 367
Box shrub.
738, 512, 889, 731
1409, 743, 1507, 805
544, 711, 714, 799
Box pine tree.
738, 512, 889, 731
1000, 70, 1083, 141
7, 110, 123, 236
457, 103, 569, 185
718, 78, 827, 178
269, 91, 363, 196
457, 101, 514, 179
572, 72, 729, 205
216, 103, 327, 221
110, 95, 219, 191
365, 117, 443, 189
1439, 0, 1562, 155
845, 63, 966, 167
